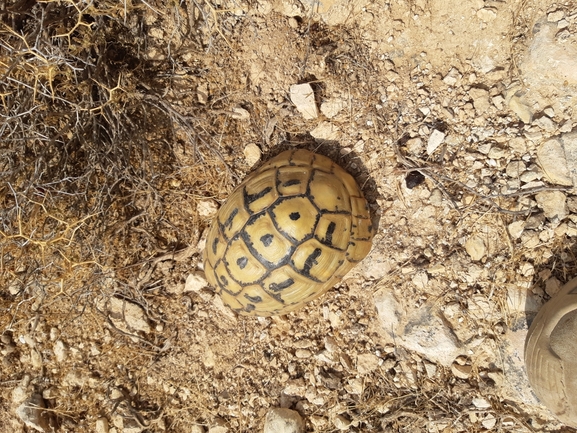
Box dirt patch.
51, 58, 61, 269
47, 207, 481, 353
2, 0, 577, 432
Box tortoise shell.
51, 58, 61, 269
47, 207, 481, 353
203, 149, 373, 316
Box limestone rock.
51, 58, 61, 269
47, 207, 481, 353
263, 408, 304, 433
535, 190, 567, 220
400, 306, 462, 367
16, 394, 51, 432
289, 83, 318, 119
536, 139, 572, 186
243, 143, 262, 167
185, 272, 208, 293
465, 236, 486, 261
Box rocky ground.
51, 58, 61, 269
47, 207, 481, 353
2, 0, 577, 432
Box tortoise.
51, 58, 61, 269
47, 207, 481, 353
203, 148, 373, 316
525, 276, 577, 427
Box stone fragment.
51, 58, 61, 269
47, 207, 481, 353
506, 161, 526, 178
535, 190, 567, 220
426, 129, 445, 155
534, 116, 556, 132
230, 107, 250, 121
191, 426, 205, 433
373, 289, 401, 338
356, 353, 380, 374
310, 121, 340, 141
465, 236, 486, 261
508, 96, 533, 123
476, 7, 497, 22
197, 83, 208, 104
184, 272, 208, 293
243, 143, 261, 167
443, 67, 462, 86
451, 362, 472, 379
523, 21, 577, 88
400, 307, 462, 367
106, 297, 151, 333
537, 139, 572, 186
547, 10, 565, 22
263, 408, 304, 433
96, 418, 109, 433
16, 394, 51, 432
333, 414, 351, 431
289, 83, 318, 119
469, 88, 491, 113
507, 221, 525, 239
472, 397, 491, 409
197, 199, 219, 218
482, 414, 497, 429
320, 98, 346, 118
53, 340, 66, 363
561, 131, 577, 185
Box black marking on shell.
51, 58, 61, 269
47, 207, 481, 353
223, 208, 238, 231
245, 303, 256, 312
289, 212, 300, 221
269, 278, 294, 292
244, 294, 263, 303
283, 179, 301, 187
220, 275, 229, 286
237, 257, 248, 269
324, 221, 336, 245
212, 237, 219, 254
260, 233, 273, 247
244, 186, 273, 208
302, 248, 322, 276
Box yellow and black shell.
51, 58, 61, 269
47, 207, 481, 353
203, 149, 373, 316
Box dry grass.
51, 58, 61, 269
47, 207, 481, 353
2, 0, 577, 432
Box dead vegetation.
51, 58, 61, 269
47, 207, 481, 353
2, 0, 577, 432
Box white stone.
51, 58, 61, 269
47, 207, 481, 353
16, 394, 50, 432
482, 414, 497, 429
356, 353, 380, 374
289, 83, 318, 119
507, 221, 525, 239
263, 408, 304, 433
426, 129, 445, 155
508, 96, 533, 123
469, 88, 491, 113
399, 307, 462, 367
53, 340, 66, 363
333, 415, 351, 431
547, 10, 565, 22
522, 21, 577, 89
106, 297, 151, 333
443, 67, 462, 86
465, 236, 486, 261
537, 139, 572, 186
243, 143, 261, 167
191, 426, 205, 433
230, 107, 250, 121
184, 272, 208, 292
534, 116, 556, 132
472, 397, 491, 409
96, 418, 110, 433
373, 289, 401, 338
197, 199, 219, 218
476, 7, 497, 22
506, 161, 526, 178
535, 190, 567, 220
320, 98, 346, 118
310, 121, 340, 141
561, 131, 577, 186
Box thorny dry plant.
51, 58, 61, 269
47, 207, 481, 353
2, 0, 577, 432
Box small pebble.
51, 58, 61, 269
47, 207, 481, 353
243, 143, 262, 167
263, 408, 304, 433
289, 83, 318, 119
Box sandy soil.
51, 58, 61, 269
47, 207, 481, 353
2, 0, 577, 432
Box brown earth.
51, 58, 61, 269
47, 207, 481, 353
2, 0, 577, 432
